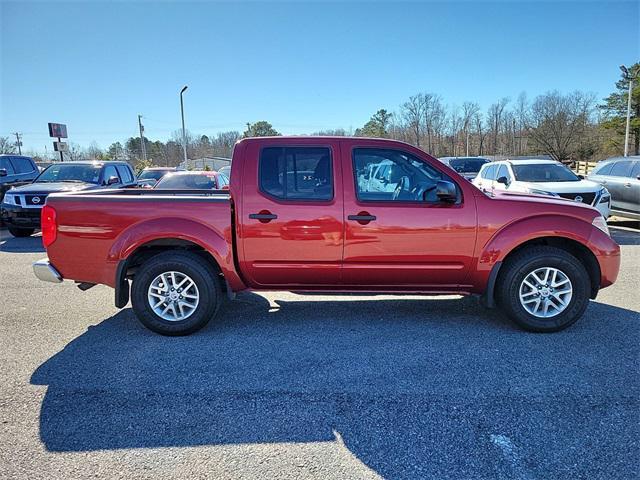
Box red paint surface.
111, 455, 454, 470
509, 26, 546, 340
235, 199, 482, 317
45, 137, 621, 296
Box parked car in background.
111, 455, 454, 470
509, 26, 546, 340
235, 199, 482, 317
439, 156, 490, 181
34, 137, 619, 336
137, 167, 177, 188
154, 170, 229, 190
217, 165, 231, 178
0, 155, 39, 204
473, 159, 611, 217
1, 160, 136, 237
587, 156, 640, 220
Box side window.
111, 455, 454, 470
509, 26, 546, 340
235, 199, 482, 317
102, 165, 120, 184
593, 162, 614, 176
218, 173, 229, 187
0, 157, 16, 175
116, 165, 134, 183
259, 146, 333, 201
353, 148, 452, 202
609, 161, 633, 177
497, 165, 510, 181
10, 157, 36, 174
482, 164, 497, 180
629, 161, 640, 178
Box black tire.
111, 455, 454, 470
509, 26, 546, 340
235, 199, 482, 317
496, 246, 591, 333
131, 251, 221, 336
8, 227, 35, 238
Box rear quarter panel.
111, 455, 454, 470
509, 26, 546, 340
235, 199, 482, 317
45, 193, 242, 289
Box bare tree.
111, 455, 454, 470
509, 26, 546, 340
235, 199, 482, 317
527, 91, 596, 164
0, 136, 16, 154
401, 93, 427, 148
487, 98, 510, 154
462, 102, 480, 156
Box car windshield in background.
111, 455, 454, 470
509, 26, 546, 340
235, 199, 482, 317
138, 170, 169, 181
36, 164, 101, 184
155, 174, 216, 189
512, 164, 580, 182
449, 158, 487, 173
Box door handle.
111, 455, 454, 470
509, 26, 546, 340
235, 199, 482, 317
624, 183, 631, 188
249, 211, 278, 223
348, 212, 376, 224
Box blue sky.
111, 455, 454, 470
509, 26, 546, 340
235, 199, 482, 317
1, 0, 638, 153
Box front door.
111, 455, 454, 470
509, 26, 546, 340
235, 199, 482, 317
239, 141, 344, 288
342, 145, 477, 289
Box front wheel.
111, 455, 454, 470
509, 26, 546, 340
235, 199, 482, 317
496, 246, 591, 332
131, 251, 221, 335
8, 227, 35, 237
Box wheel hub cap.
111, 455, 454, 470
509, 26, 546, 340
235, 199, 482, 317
519, 267, 573, 318
147, 271, 199, 322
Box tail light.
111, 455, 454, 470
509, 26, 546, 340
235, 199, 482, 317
41, 205, 57, 248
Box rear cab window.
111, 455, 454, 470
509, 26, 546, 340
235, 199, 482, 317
259, 147, 333, 201
10, 156, 36, 174
116, 164, 134, 184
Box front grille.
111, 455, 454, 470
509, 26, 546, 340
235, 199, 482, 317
557, 192, 596, 206
24, 194, 48, 206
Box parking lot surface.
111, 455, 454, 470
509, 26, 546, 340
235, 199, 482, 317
0, 223, 639, 480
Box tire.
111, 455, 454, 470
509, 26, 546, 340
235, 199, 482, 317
8, 227, 35, 238
131, 251, 221, 336
496, 246, 591, 333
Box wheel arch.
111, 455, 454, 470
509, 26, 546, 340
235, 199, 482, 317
483, 235, 601, 308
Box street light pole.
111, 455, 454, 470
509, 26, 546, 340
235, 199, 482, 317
180, 85, 188, 164
620, 65, 638, 158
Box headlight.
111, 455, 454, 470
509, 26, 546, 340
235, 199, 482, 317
592, 216, 610, 236
3, 193, 17, 205
528, 188, 559, 197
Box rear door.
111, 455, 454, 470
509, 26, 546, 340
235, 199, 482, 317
239, 140, 344, 287
342, 144, 477, 288
607, 160, 634, 211
620, 161, 640, 214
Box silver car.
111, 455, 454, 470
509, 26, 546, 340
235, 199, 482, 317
587, 156, 640, 220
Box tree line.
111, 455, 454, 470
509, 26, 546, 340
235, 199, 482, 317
2, 62, 637, 169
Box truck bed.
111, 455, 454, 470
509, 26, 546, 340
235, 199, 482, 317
45, 188, 235, 289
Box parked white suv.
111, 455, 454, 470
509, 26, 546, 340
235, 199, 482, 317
473, 159, 611, 217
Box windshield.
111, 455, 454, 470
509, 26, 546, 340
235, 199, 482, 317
155, 173, 217, 189
449, 158, 488, 173
138, 169, 170, 181
36, 164, 101, 184
512, 163, 579, 182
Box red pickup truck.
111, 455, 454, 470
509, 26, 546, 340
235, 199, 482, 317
33, 137, 620, 335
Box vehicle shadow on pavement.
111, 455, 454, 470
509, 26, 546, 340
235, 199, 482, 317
31, 294, 639, 479
0, 232, 44, 253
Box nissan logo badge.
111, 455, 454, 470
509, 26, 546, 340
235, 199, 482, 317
574, 196, 583, 203
32, 196, 41, 204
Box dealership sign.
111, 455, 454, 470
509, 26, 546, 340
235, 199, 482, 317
48, 123, 68, 139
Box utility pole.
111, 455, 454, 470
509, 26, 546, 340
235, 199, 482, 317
13, 132, 22, 155
138, 115, 147, 161
180, 85, 189, 164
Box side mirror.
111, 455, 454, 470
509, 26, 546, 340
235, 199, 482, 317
435, 180, 457, 202
496, 176, 509, 186
221, 184, 230, 191
106, 175, 119, 185
578, 174, 585, 180
0, 168, 7, 177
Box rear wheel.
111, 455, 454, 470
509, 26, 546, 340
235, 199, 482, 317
496, 246, 591, 332
8, 227, 35, 237
131, 251, 221, 335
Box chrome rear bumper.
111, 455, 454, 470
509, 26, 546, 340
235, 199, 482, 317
33, 258, 63, 284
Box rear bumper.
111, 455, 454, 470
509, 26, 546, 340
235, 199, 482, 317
1, 203, 42, 229
33, 258, 63, 284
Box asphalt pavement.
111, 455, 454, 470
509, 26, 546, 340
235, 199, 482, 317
0, 223, 638, 479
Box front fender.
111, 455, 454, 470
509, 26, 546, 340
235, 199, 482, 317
107, 217, 245, 291
470, 214, 595, 293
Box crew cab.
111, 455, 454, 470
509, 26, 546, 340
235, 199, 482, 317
33, 137, 620, 335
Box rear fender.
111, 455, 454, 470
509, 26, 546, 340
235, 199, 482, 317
108, 217, 245, 292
